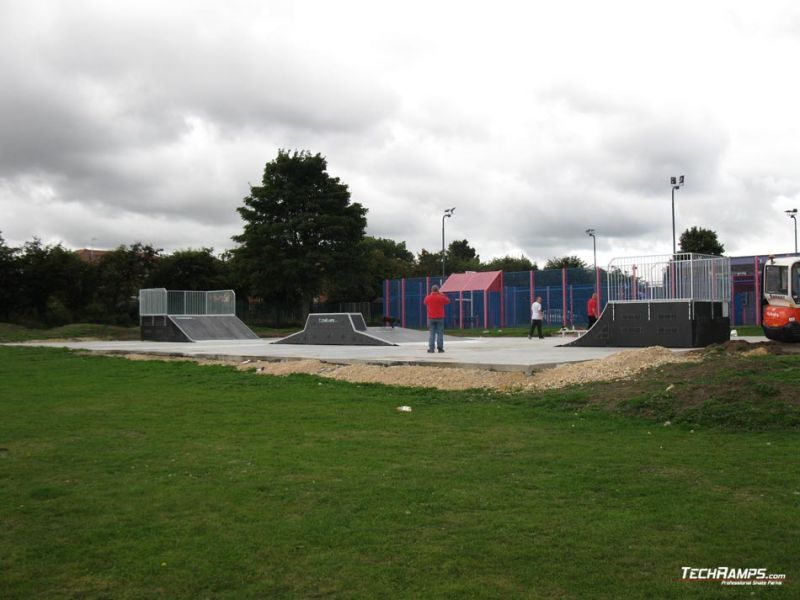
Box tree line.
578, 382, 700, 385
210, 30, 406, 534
0, 149, 724, 327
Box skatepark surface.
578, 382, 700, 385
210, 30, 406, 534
11, 327, 765, 373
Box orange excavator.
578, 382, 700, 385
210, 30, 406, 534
762, 256, 800, 341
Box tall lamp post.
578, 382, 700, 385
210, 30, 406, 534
787, 208, 798, 254
442, 207, 455, 281
586, 228, 599, 300
585, 228, 597, 273
670, 175, 685, 254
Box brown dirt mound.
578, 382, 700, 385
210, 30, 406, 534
248, 359, 528, 391
232, 346, 699, 392
519, 346, 699, 391
703, 340, 787, 356
108, 345, 777, 393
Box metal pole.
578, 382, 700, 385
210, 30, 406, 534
754, 256, 762, 326
442, 214, 446, 280
440, 207, 455, 281
592, 234, 598, 303
671, 186, 676, 255
794, 215, 798, 254
401, 278, 406, 328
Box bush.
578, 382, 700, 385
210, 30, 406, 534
44, 297, 73, 326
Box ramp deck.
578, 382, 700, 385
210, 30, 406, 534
141, 315, 259, 342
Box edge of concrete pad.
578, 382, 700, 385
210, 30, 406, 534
65, 347, 567, 374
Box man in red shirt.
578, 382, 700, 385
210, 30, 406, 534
423, 285, 451, 353
587, 292, 599, 329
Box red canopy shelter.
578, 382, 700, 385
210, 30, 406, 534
440, 270, 505, 329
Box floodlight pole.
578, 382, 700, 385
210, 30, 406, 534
586, 228, 598, 299
442, 207, 455, 281
787, 209, 798, 254
585, 229, 597, 272
670, 175, 684, 255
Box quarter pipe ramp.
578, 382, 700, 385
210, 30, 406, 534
563, 301, 729, 348
141, 315, 260, 342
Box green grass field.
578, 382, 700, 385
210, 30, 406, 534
0, 322, 141, 342
0, 346, 797, 598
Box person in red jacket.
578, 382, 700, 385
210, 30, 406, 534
587, 292, 599, 329
423, 285, 451, 353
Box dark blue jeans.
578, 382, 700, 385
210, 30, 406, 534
428, 319, 444, 351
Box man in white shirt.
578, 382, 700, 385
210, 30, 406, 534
529, 295, 544, 339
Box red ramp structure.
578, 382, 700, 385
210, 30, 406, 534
440, 271, 505, 330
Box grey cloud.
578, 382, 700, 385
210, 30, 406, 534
1, 1, 797, 265
0, 1, 398, 234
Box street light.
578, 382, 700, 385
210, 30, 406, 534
442, 207, 455, 281
585, 229, 596, 272
787, 208, 798, 254
586, 228, 599, 298
670, 175, 685, 255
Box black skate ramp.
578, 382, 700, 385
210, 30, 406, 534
141, 315, 260, 342
275, 313, 396, 346
563, 301, 729, 348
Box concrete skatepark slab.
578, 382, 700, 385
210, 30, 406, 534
363, 326, 459, 344
9, 332, 761, 373
275, 315, 459, 347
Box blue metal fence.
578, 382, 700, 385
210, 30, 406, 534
383, 268, 609, 330
383, 253, 799, 329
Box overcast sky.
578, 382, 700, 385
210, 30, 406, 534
2, 0, 799, 267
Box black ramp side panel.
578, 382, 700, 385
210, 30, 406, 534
613, 303, 650, 346
562, 304, 614, 347
693, 301, 730, 346
648, 302, 692, 347
169, 316, 260, 341
563, 301, 729, 348
275, 313, 395, 346
351, 314, 368, 331
141, 315, 191, 342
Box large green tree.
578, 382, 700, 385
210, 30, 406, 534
414, 240, 481, 277
93, 243, 161, 324
326, 237, 415, 301
0, 233, 20, 319
414, 249, 444, 278
148, 248, 230, 291
483, 255, 538, 272
447, 239, 481, 273
232, 150, 367, 317
679, 226, 725, 255
16, 239, 95, 324
544, 255, 587, 269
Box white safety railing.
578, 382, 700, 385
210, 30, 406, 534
139, 288, 236, 316
607, 254, 730, 303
